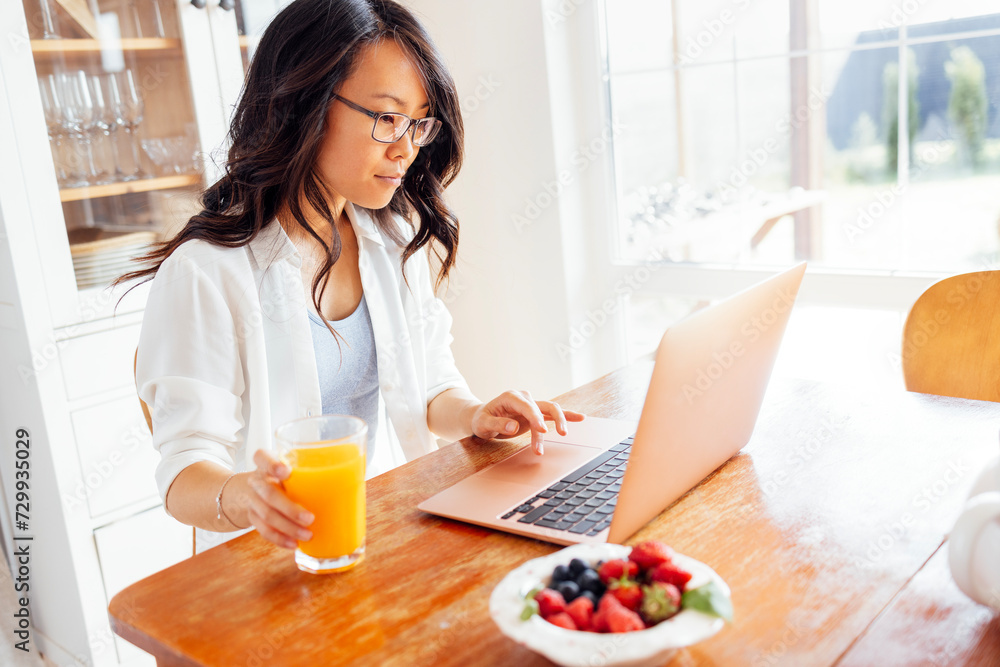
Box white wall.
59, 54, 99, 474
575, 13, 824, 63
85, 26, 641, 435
406, 0, 627, 404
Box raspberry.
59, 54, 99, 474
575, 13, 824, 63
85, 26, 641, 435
534, 588, 566, 618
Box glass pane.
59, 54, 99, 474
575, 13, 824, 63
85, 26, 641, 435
608, 71, 681, 261
22, 0, 206, 292
819, 47, 903, 269
730, 0, 790, 60
817, 0, 899, 51
604, 0, 674, 73
910, 3, 1000, 29
673, 0, 787, 63
610, 72, 680, 194
675, 0, 737, 65
736, 57, 791, 193
897, 33, 1000, 271
680, 63, 738, 190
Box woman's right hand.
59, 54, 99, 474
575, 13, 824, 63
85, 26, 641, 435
245, 449, 314, 549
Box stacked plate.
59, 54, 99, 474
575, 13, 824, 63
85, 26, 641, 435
69, 229, 158, 290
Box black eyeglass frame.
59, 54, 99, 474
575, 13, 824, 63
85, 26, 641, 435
333, 94, 442, 147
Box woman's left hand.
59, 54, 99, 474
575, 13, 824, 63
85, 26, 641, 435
470, 390, 586, 455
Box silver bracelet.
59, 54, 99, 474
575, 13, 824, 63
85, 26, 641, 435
216, 472, 239, 527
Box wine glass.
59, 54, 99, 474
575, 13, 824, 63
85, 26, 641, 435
108, 69, 147, 180
38, 75, 68, 185
38, 0, 60, 39
150, 0, 166, 38
56, 71, 99, 187
88, 75, 119, 184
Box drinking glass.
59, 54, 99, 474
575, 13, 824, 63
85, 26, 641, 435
90, 75, 123, 183
38, 0, 60, 39
38, 75, 68, 185
109, 69, 146, 180
150, 0, 166, 38
56, 71, 99, 187
140, 138, 164, 175
275, 415, 367, 574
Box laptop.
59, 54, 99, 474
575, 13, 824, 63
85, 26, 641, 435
418, 262, 807, 545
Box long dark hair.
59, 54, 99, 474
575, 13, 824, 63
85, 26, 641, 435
114, 0, 463, 333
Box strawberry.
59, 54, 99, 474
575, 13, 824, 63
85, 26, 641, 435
629, 540, 675, 571
640, 582, 681, 625
592, 592, 622, 632
648, 561, 693, 592
565, 595, 594, 631
534, 588, 566, 618
598, 558, 639, 584
545, 612, 577, 630
606, 601, 646, 633
608, 574, 643, 612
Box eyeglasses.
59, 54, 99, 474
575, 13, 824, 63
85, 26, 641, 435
333, 94, 442, 147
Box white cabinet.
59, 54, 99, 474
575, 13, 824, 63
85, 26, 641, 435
0, 0, 250, 665
94, 507, 194, 666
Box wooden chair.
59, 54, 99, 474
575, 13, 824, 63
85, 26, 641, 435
134, 349, 153, 433
902, 270, 1000, 402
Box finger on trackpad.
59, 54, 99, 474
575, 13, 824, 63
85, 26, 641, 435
475, 442, 603, 487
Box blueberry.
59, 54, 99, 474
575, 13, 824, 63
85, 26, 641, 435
580, 590, 599, 607
551, 564, 572, 583
576, 569, 604, 594
568, 558, 589, 576
554, 580, 580, 602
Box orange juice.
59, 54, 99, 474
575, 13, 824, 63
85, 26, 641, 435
282, 441, 365, 561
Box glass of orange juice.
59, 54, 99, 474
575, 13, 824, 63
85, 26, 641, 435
275, 415, 367, 574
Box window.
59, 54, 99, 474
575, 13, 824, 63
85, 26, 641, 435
602, 0, 1000, 382
604, 0, 1000, 271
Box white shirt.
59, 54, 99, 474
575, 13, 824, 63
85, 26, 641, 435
135, 202, 471, 551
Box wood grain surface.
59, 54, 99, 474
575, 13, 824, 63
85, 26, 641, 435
109, 360, 1000, 667
838, 544, 1000, 666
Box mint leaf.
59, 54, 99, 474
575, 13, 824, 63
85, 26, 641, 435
681, 581, 733, 622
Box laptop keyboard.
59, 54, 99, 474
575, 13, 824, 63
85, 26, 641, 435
499, 435, 634, 537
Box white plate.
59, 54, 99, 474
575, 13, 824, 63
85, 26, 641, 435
489, 543, 729, 667
73, 255, 145, 270
72, 246, 151, 266
73, 266, 135, 280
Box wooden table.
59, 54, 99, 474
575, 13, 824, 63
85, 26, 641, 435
109, 360, 1000, 666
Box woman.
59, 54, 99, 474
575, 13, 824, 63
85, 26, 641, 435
122, 0, 585, 553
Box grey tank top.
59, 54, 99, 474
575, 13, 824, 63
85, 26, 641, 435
307, 294, 379, 464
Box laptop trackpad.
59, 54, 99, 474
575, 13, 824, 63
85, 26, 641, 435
476, 442, 604, 488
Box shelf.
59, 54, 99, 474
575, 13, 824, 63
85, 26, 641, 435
60, 174, 201, 202
31, 38, 182, 58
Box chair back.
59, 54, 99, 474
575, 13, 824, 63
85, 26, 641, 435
902, 270, 1000, 402
134, 348, 153, 433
